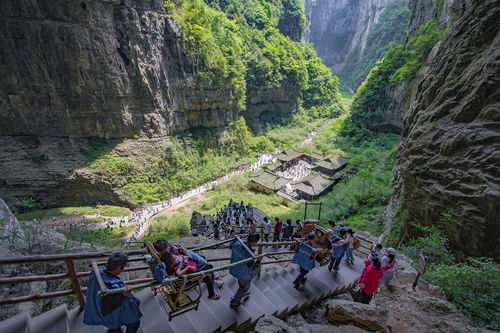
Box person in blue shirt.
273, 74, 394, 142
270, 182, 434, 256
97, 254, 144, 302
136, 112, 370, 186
328, 228, 347, 274
329, 220, 341, 237
293, 233, 320, 289
83, 252, 142, 333
229, 232, 263, 308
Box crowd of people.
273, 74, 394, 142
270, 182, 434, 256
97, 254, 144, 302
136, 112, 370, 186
83, 218, 399, 333
275, 159, 314, 182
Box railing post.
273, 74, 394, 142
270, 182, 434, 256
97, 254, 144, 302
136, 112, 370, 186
65, 260, 85, 309
257, 245, 263, 277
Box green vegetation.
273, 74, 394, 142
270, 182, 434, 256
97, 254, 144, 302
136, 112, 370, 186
340, 0, 409, 91
60, 225, 136, 247
280, 116, 399, 235
389, 19, 447, 83
17, 205, 132, 220
86, 110, 330, 204
97, 205, 132, 217
146, 174, 300, 240
399, 223, 500, 329
165, 0, 340, 111
17, 206, 97, 220
349, 45, 408, 133
350, 18, 448, 132
425, 258, 500, 330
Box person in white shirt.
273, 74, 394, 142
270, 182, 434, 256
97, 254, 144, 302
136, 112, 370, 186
379, 248, 398, 288
263, 217, 272, 242
344, 228, 355, 265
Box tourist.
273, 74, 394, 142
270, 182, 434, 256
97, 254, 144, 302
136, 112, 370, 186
366, 243, 383, 267
273, 217, 283, 242
344, 228, 355, 265
329, 220, 340, 237
263, 217, 272, 242
293, 233, 318, 289
293, 219, 303, 239
83, 252, 142, 333
229, 233, 263, 308
282, 219, 294, 241
248, 218, 257, 233
356, 257, 383, 304
328, 229, 347, 273
234, 221, 242, 235
379, 248, 398, 288
153, 240, 220, 300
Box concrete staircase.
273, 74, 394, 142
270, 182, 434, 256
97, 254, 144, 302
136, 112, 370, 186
0, 259, 363, 333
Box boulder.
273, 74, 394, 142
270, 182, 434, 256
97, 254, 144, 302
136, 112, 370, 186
190, 211, 203, 230
325, 299, 392, 332
0, 199, 24, 240
253, 315, 299, 333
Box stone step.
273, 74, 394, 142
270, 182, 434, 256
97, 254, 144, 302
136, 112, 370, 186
260, 272, 295, 316
135, 289, 175, 333
276, 267, 311, 310
268, 270, 300, 313
253, 273, 288, 316
31, 304, 69, 333
217, 276, 251, 328
247, 278, 277, 317
186, 297, 221, 333
0, 312, 30, 333
224, 276, 265, 325
198, 283, 234, 332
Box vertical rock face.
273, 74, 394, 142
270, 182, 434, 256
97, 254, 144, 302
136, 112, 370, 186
305, 0, 390, 73
0, 0, 239, 139
389, 0, 500, 260
0, 0, 305, 206
0, 199, 24, 240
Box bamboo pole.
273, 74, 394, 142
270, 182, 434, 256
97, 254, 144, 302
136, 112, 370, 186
98, 256, 256, 296
91, 260, 107, 294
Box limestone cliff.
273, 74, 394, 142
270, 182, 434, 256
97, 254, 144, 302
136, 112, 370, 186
0, 0, 313, 207
305, 0, 408, 91
387, 0, 500, 260
0, 0, 239, 138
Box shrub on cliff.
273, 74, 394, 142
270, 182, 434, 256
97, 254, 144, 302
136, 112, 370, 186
165, 0, 339, 113
426, 258, 500, 330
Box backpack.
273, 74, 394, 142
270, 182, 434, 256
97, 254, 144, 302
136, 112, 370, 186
353, 237, 361, 249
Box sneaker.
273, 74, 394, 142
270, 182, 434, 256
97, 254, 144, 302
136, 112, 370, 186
208, 293, 221, 300
229, 302, 240, 308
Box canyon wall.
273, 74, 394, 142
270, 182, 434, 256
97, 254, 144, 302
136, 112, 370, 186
387, 0, 500, 260
305, 0, 408, 91
0, 0, 305, 207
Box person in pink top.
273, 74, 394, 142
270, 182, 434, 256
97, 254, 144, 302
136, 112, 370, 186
248, 218, 257, 233
357, 257, 383, 304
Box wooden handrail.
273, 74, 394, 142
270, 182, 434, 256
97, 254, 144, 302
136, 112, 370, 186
0, 249, 148, 265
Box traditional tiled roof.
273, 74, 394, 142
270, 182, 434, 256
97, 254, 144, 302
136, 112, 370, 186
274, 148, 305, 162
249, 171, 288, 191
293, 172, 335, 196
313, 154, 346, 174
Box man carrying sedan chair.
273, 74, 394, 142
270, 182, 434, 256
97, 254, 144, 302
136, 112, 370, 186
229, 232, 263, 308
293, 232, 320, 289
84, 252, 142, 333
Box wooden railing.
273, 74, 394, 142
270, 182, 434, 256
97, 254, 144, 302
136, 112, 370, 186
0, 234, 373, 308
0, 240, 294, 308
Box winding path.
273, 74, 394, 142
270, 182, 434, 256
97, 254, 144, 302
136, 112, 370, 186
125, 119, 333, 241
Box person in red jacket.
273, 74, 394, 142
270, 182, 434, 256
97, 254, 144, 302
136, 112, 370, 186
357, 257, 383, 304
273, 217, 283, 242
